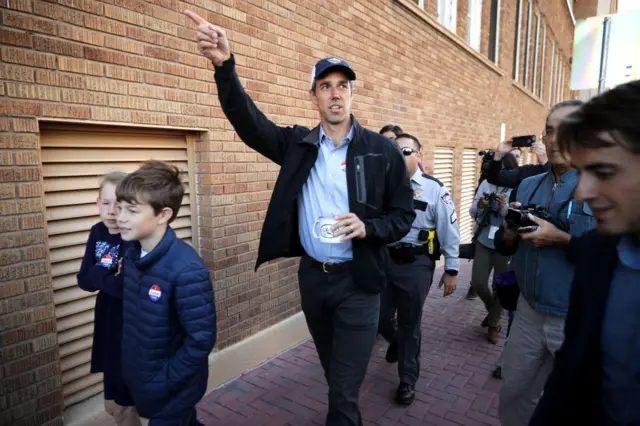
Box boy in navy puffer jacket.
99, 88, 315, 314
116, 160, 216, 426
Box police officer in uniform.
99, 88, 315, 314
379, 133, 460, 405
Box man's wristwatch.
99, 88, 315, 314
445, 269, 458, 276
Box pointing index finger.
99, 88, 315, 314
184, 10, 208, 25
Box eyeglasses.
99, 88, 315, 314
401, 147, 419, 156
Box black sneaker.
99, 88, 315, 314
492, 366, 503, 379
395, 383, 415, 405
466, 287, 478, 300
385, 340, 398, 363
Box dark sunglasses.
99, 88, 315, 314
401, 147, 419, 156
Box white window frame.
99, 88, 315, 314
539, 25, 546, 99
557, 60, 564, 102
548, 43, 556, 106
467, 0, 483, 51
532, 14, 540, 94
415, 0, 425, 9
488, 0, 501, 64
512, 0, 523, 80
523, 1, 532, 87
438, 0, 458, 33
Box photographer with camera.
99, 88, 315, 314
468, 153, 519, 344
486, 109, 582, 188
493, 101, 595, 426
530, 81, 640, 426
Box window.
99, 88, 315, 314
548, 43, 556, 106
413, 0, 425, 8
438, 0, 458, 32
458, 149, 477, 243
532, 14, 540, 94
512, 0, 522, 80
523, 1, 532, 87
557, 61, 564, 102
539, 25, 546, 98
488, 0, 500, 63
467, 0, 482, 51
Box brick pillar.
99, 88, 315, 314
0, 118, 64, 426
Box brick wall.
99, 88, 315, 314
0, 0, 575, 422
574, 0, 600, 19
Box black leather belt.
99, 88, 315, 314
305, 256, 352, 274
388, 244, 426, 255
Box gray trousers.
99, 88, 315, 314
499, 295, 565, 426
298, 257, 380, 426
378, 254, 435, 386
471, 241, 509, 328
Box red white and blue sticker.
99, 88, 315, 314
340, 161, 347, 172
148, 284, 162, 302
100, 254, 113, 268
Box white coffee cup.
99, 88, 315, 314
312, 217, 342, 244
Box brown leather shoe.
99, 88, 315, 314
488, 325, 501, 344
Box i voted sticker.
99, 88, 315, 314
100, 254, 113, 268
340, 161, 346, 172
148, 284, 162, 302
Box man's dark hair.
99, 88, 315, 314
116, 160, 184, 223
558, 80, 640, 154
379, 124, 403, 137
396, 133, 421, 151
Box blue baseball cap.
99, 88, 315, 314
310, 57, 356, 89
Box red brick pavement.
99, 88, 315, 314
197, 262, 505, 425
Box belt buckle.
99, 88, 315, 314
322, 262, 330, 273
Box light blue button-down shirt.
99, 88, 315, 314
601, 237, 640, 426
298, 125, 354, 263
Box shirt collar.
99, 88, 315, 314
319, 125, 354, 148
410, 169, 422, 185
617, 237, 640, 270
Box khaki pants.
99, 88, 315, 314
105, 400, 143, 426
499, 295, 565, 426
470, 241, 509, 328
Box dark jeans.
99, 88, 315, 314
148, 408, 201, 426
298, 256, 380, 426
378, 254, 435, 386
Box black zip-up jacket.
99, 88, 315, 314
214, 56, 415, 293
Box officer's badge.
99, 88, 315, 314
413, 188, 424, 198
441, 193, 454, 207
328, 57, 342, 64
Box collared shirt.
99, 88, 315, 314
601, 237, 640, 426
397, 169, 460, 271
298, 125, 354, 263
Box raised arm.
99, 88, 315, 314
185, 10, 305, 165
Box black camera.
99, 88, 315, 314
483, 192, 502, 213
505, 205, 551, 229
479, 150, 495, 175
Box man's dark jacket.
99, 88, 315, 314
214, 56, 415, 293
529, 230, 621, 426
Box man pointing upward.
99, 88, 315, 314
185, 10, 415, 426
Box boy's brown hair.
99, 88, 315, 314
116, 160, 184, 223
99, 171, 128, 198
